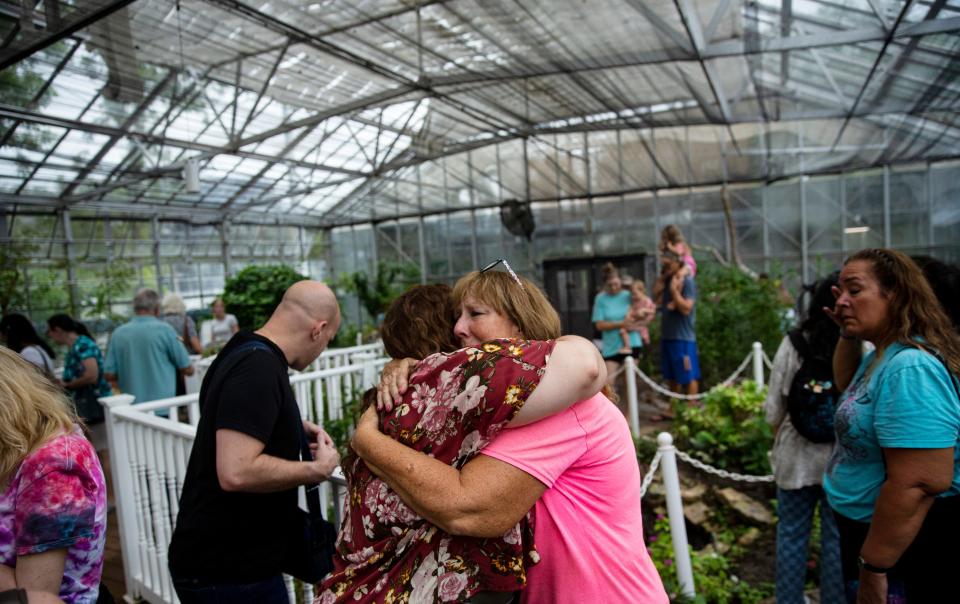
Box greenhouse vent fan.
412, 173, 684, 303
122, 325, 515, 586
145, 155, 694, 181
500, 199, 535, 241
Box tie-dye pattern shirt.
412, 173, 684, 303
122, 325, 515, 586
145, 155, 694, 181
0, 428, 107, 603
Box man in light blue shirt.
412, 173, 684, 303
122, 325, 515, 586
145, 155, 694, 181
105, 288, 194, 406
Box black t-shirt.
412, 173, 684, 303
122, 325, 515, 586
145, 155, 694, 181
168, 331, 302, 581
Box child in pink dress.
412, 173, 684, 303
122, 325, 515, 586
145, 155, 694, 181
618, 280, 656, 353
660, 224, 697, 277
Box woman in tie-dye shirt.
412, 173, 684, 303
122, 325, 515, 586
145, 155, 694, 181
0, 347, 107, 603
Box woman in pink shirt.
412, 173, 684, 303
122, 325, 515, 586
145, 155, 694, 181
356, 266, 668, 603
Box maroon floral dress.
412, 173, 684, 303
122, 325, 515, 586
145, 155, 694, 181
316, 339, 556, 604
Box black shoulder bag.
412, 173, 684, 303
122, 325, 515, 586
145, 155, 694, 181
217, 340, 338, 583
281, 424, 339, 583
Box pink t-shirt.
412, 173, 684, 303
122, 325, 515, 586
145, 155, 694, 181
482, 393, 668, 603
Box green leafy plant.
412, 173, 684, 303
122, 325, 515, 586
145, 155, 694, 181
0, 240, 36, 315
694, 262, 788, 387
85, 260, 135, 321
321, 385, 367, 459
648, 515, 773, 604
222, 264, 308, 330
337, 261, 419, 323
672, 381, 773, 476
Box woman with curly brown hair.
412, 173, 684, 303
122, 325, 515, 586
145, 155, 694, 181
824, 248, 960, 603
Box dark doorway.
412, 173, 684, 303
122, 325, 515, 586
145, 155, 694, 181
542, 253, 648, 339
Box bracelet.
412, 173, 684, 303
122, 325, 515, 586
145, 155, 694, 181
858, 555, 891, 574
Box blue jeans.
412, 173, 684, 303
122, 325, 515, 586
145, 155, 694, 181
776, 485, 844, 604
173, 575, 288, 604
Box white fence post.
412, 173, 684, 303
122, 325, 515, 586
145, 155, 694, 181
656, 432, 695, 599
624, 355, 640, 438
353, 352, 379, 390
100, 394, 139, 603
752, 341, 764, 389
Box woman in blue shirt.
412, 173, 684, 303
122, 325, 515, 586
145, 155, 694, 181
825, 248, 960, 603
591, 262, 642, 415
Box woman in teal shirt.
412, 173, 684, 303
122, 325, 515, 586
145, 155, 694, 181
591, 262, 641, 414
825, 248, 960, 603
46, 314, 112, 424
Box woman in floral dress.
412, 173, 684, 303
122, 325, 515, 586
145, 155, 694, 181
355, 270, 668, 604
317, 284, 606, 603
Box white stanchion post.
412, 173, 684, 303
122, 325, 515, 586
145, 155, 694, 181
624, 355, 640, 438
100, 394, 140, 603
752, 341, 764, 389
284, 575, 296, 604
656, 432, 696, 599
356, 332, 363, 347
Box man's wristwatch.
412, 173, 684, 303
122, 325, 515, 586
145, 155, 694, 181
858, 555, 891, 574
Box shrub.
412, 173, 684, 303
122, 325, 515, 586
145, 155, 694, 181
647, 515, 773, 604
672, 381, 773, 476
694, 262, 788, 387
336, 261, 420, 324
222, 264, 308, 330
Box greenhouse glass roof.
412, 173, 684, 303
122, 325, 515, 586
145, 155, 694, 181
1, 0, 958, 227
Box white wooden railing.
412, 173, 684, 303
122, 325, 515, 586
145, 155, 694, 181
102, 351, 388, 604
182, 342, 386, 395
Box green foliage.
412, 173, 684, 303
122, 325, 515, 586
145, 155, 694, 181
0, 240, 36, 315
322, 386, 366, 459
672, 381, 773, 476
222, 264, 308, 330
695, 262, 788, 387
648, 516, 773, 604
337, 261, 419, 322
85, 261, 135, 321
0, 64, 56, 151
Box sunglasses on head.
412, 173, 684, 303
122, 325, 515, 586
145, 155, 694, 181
480, 258, 524, 290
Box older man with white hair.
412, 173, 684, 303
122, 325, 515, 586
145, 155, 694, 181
168, 280, 342, 603
104, 287, 194, 406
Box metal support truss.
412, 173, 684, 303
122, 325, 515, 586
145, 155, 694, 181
0, 0, 137, 69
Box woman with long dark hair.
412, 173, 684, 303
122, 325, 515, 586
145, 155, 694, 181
0, 313, 55, 376
764, 274, 843, 604
46, 314, 112, 426
825, 248, 960, 603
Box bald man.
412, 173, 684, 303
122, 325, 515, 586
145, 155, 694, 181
168, 280, 342, 602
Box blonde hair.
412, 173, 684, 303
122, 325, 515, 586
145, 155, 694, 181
162, 292, 187, 315
452, 271, 561, 340
0, 347, 78, 483
630, 280, 648, 297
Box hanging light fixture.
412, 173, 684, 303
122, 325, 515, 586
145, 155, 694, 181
176, 1, 201, 195
183, 157, 200, 193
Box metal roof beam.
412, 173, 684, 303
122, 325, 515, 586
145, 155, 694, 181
830, 2, 915, 148
59, 70, 177, 199
0, 0, 136, 70
0, 103, 369, 177
428, 16, 960, 90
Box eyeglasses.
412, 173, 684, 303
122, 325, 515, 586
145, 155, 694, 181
480, 258, 525, 290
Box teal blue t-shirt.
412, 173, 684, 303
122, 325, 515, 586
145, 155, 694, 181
591, 290, 641, 359
104, 315, 192, 405
823, 342, 960, 521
